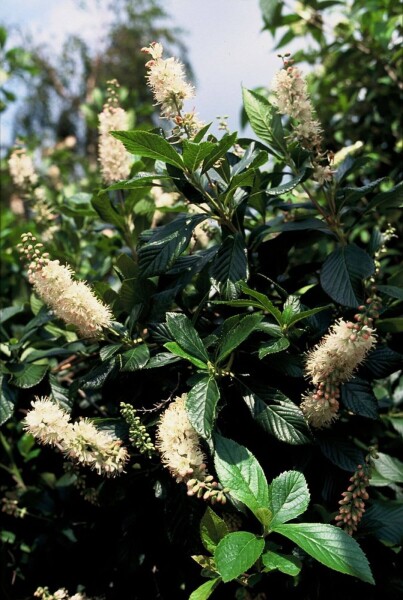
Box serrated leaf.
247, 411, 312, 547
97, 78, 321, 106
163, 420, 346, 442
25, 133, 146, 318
258, 336, 290, 357
187, 376, 220, 439
213, 434, 268, 519
320, 244, 374, 307
362, 500, 403, 545
200, 507, 229, 554
10, 363, 48, 389
91, 194, 126, 231
49, 374, 71, 412
363, 345, 403, 379
201, 132, 237, 173
183, 140, 216, 171
189, 577, 221, 600
138, 214, 206, 277
214, 532, 265, 582
370, 452, 403, 486
103, 172, 173, 191
164, 342, 208, 369
216, 313, 263, 363
268, 471, 310, 528
239, 283, 283, 324
166, 313, 209, 364
242, 385, 311, 445
143, 352, 181, 369
340, 377, 379, 419
242, 88, 285, 152
317, 437, 365, 472
261, 551, 301, 576
377, 285, 403, 300
283, 305, 331, 328
366, 181, 403, 210
274, 523, 374, 584
0, 375, 17, 425
266, 170, 308, 195
210, 234, 248, 299
112, 130, 184, 169
73, 359, 116, 392
121, 344, 150, 371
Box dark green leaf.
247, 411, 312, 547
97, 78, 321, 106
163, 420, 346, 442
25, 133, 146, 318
10, 363, 48, 389
187, 376, 220, 439
274, 523, 374, 584
91, 193, 126, 231
377, 285, 403, 300
72, 359, 116, 392
213, 434, 269, 519
366, 181, 403, 210
283, 305, 331, 328
320, 244, 374, 307
239, 283, 283, 325
49, 374, 71, 412
214, 532, 265, 582
210, 234, 248, 299
0, 375, 17, 425
166, 312, 209, 364
144, 352, 181, 369
139, 214, 206, 277
103, 172, 173, 191
258, 337, 290, 357
261, 551, 301, 576
202, 132, 237, 173
0, 305, 25, 324
121, 344, 150, 371
216, 313, 263, 363
112, 130, 184, 169
362, 500, 403, 545
200, 507, 229, 554
242, 385, 311, 445
242, 88, 285, 152
100, 344, 123, 362
363, 345, 403, 379
370, 452, 403, 486
340, 378, 379, 419
164, 342, 208, 369
268, 471, 310, 528
318, 437, 365, 472
267, 170, 308, 195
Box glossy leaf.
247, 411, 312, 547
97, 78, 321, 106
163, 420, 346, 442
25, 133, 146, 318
258, 336, 290, 357
121, 344, 150, 371
187, 375, 220, 439
189, 577, 221, 600
214, 532, 265, 582
274, 523, 374, 584
210, 234, 248, 299
340, 377, 379, 419
166, 313, 209, 364
200, 507, 229, 554
261, 551, 301, 576
216, 313, 263, 363
268, 471, 310, 529
112, 130, 184, 169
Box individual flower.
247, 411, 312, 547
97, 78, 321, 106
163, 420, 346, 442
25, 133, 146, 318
24, 396, 129, 477
98, 79, 132, 183
156, 394, 206, 482
19, 233, 113, 338
24, 397, 71, 446
8, 147, 38, 189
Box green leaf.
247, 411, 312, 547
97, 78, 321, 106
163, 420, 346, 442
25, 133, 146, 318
242, 385, 311, 445
201, 132, 237, 173
49, 374, 71, 412
266, 170, 308, 195
239, 283, 283, 325
242, 88, 285, 152
274, 523, 374, 584
340, 378, 379, 419
189, 577, 221, 600
103, 172, 173, 191
166, 313, 209, 364
370, 452, 403, 486
282, 305, 331, 328
258, 336, 290, 357
143, 352, 181, 369
0, 305, 25, 324
214, 532, 265, 582
91, 194, 126, 231
363, 345, 403, 379
268, 471, 310, 529
183, 140, 216, 171
210, 234, 249, 299
99, 344, 123, 362
366, 181, 403, 210
121, 344, 150, 371
320, 244, 374, 307
72, 359, 116, 393
200, 507, 229, 554
261, 551, 301, 576
10, 363, 48, 389
139, 214, 206, 277
376, 318, 403, 333
216, 313, 263, 363
111, 130, 184, 169
213, 434, 269, 519
187, 376, 220, 439
318, 437, 365, 472
377, 285, 403, 300
0, 375, 17, 425
164, 342, 208, 369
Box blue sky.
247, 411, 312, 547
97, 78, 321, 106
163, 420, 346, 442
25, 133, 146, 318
0, 0, 299, 141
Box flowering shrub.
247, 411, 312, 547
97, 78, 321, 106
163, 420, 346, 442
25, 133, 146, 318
1, 31, 402, 600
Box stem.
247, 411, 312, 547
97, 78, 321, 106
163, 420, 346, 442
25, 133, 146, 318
0, 432, 26, 490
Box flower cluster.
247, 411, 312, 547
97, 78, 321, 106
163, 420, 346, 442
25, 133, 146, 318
98, 79, 132, 183
25, 397, 129, 476
19, 233, 113, 338
34, 586, 97, 600
301, 303, 377, 428
335, 450, 377, 535
156, 395, 227, 504
8, 146, 38, 189
271, 55, 334, 184
120, 402, 155, 458
142, 42, 202, 136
